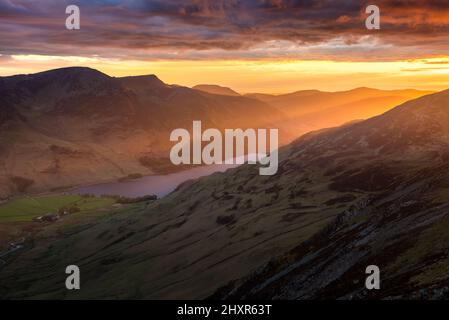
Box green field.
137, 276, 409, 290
0, 195, 116, 222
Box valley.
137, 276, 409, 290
0, 67, 431, 199
0, 67, 447, 300
1, 89, 448, 298
2, 0, 449, 305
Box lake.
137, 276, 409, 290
69, 154, 262, 198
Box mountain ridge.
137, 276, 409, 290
0, 67, 436, 198
0, 67, 284, 198
193, 84, 240, 96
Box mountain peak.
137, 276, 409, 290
1, 66, 111, 84
117, 74, 167, 92
32, 66, 110, 80
193, 84, 240, 96
117, 74, 162, 82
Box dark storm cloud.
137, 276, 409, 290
0, 0, 449, 60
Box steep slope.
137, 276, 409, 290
0, 67, 284, 198
1, 90, 449, 299
214, 90, 449, 299
193, 84, 240, 96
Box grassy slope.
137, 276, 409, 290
0, 195, 115, 222
0, 145, 360, 299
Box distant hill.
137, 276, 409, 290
246, 87, 434, 116
193, 84, 240, 96
247, 87, 434, 139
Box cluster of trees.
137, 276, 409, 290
78, 193, 158, 203
115, 195, 157, 204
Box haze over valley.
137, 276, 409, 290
0, 67, 431, 199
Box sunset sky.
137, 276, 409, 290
1, 0, 449, 93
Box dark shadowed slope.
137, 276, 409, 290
1, 90, 449, 299
214, 90, 449, 299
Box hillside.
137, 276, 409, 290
0, 67, 284, 198
1, 90, 449, 299
214, 90, 449, 299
